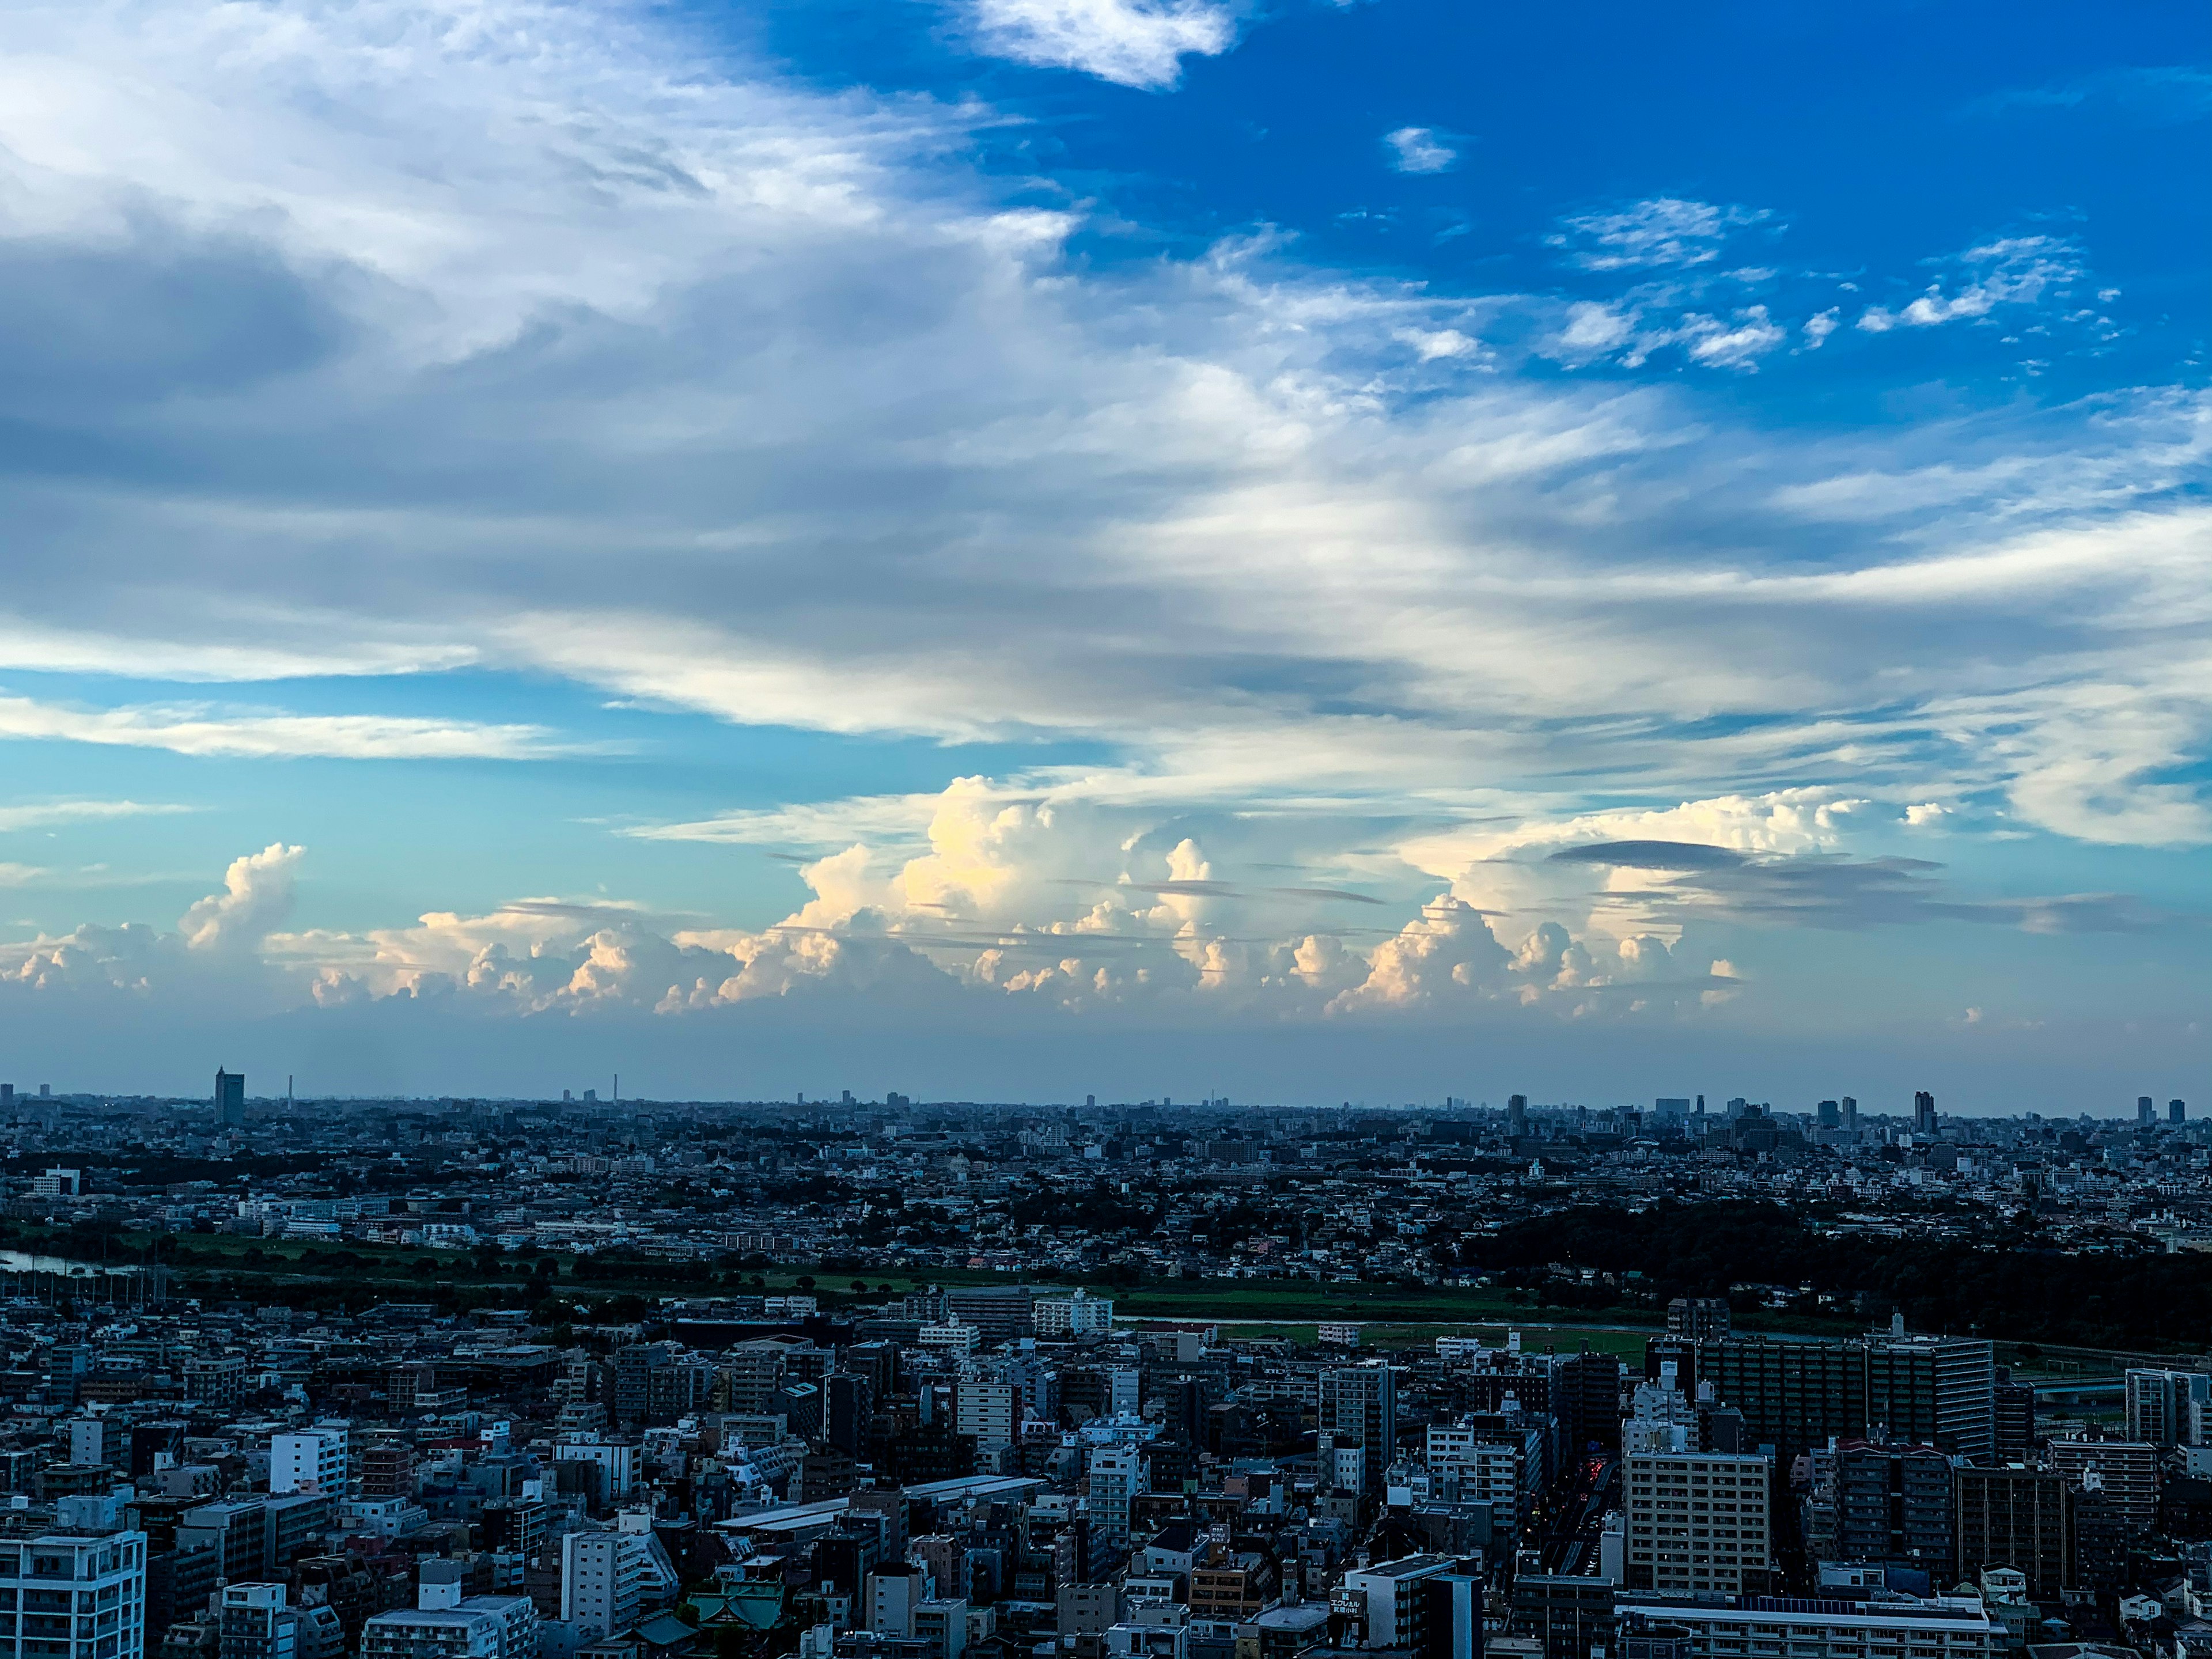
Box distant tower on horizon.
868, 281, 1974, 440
2172, 1099, 2188, 1125
214, 1069, 245, 1129
1506, 1093, 1528, 1138
1913, 1090, 1937, 1138
2137, 1095, 2156, 1126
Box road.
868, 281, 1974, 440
1536, 1452, 1618, 1577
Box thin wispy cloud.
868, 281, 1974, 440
1548, 196, 1775, 270
0, 695, 576, 762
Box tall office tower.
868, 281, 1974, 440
1622, 1449, 1774, 1594
1842, 1096, 1858, 1130
1506, 1094, 1528, 1138
2173, 1099, 2188, 1124
2137, 1095, 2156, 1126
215, 1069, 245, 1128
1816, 1100, 1841, 1129
1913, 1090, 1937, 1138
1321, 1364, 1399, 1494
1667, 1298, 1731, 1343
2126, 1369, 2211, 1448
1953, 1465, 2072, 1599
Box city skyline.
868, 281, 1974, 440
0, 0, 2206, 1100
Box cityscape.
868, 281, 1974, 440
0, 1076, 2199, 1659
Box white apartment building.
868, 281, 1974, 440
1613, 1594, 1999, 1659
1087, 1446, 1143, 1550
270, 1426, 350, 1495
363, 1563, 536, 1659
559, 1514, 678, 1639
1424, 1423, 1543, 1532
917, 1320, 983, 1356
552, 1434, 637, 1502
953, 1380, 1017, 1453
0, 1529, 147, 1659
1623, 1451, 1774, 1595
1032, 1292, 1115, 1339
1337, 1555, 1476, 1651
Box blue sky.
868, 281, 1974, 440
0, 0, 2205, 1107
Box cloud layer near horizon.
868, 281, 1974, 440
0, 1, 2205, 1097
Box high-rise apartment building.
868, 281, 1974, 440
1913, 1091, 1937, 1138
270, 1426, 349, 1496
558, 1516, 678, 1640
2126, 1369, 2210, 1448
215, 1070, 245, 1128
1993, 1369, 2036, 1463
1086, 1446, 1142, 1552
2137, 1096, 2156, 1126
1692, 1330, 1993, 1459
1321, 1366, 1399, 1495
1953, 1465, 2071, 1598
1800, 1441, 1952, 1572
1666, 1299, 1730, 1343
952, 1378, 1016, 1455
1622, 1450, 1773, 1594
2046, 1440, 2158, 1533
1506, 1095, 1529, 1138
0, 1529, 147, 1659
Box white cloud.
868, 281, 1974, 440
1384, 126, 1457, 175
964, 0, 1238, 89
179, 843, 304, 952
0, 800, 192, 832
1679, 306, 1786, 370
0, 694, 572, 760
1549, 197, 1774, 271
1858, 236, 2082, 334
0, 0, 2195, 1016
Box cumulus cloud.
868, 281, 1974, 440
179, 843, 304, 953
964, 0, 1238, 88
1384, 127, 1458, 174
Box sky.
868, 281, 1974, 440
0, 0, 2206, 1109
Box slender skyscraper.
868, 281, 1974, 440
215, 1069, 245, 1128
1913, 1090, 1937, 1138
2137, 1095, 2155, 1126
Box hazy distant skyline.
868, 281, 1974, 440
0, 1, 2205, 1107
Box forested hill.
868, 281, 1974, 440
1461, 1200, 2212, 1353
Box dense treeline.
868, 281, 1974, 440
1463, 1200, 2211, 1352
